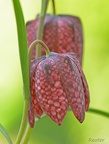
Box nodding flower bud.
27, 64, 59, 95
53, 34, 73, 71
26, 14, 83, 65
28, 42, 90, 127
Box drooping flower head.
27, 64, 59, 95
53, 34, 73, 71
26, 14, 83, 64
28, 40, 89, 128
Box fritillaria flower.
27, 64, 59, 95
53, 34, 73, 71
26, 14, 83, 64
28, 41, 89, 127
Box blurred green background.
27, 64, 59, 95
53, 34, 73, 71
0, 0, 109, 144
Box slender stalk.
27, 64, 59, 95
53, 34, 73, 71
12, 0, 30, 101
29, 40, 50, 60
36, 0, 49, 58
52, 0, 56, 15
0, 123, 13, 144
15, 100, 29, 144
88, 108, 109, 118
12, 0, 30, 143
68, 108, 109, 119
20, 114, 46, 144
20, 124, 32, 144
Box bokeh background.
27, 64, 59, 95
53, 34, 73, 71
0, 0, 109, 144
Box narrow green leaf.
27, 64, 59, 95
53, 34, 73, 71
0, 123, 13, 144
12, 0, 29, 100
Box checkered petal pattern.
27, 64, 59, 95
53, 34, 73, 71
28, 52, 90, 127
26, 14, 83, 64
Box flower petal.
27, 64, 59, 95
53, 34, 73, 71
30, 56, 46, 77
66, 16, 83, 64
66, 53, 90, 111
28, 99, 35, 128
43, 16, 58, 52
35, 57, 69, 125
28, 69, 43, 128
31, 71, 43, 118
26, 17, 39, 59
52, 54, 85, 123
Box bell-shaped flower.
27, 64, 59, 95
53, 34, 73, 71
26, 14, 83, 64
28, 40, 89, 127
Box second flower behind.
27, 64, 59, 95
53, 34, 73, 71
27, 14, 83, 64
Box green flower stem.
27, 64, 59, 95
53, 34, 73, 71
15, 100, 29, 144
20, 114, 46, 144
20, 124, 32, 144
12, 0, 30, 101
0, 123, 13, 144
88, 108, 109, 118
12, 0, 30, 143
36, 0, 49, 58
29, 40, 51, 61
52, 0, 56, 15
69, 108, 109, 119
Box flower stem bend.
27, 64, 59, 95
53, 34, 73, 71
29, 40, 51, 65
